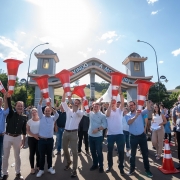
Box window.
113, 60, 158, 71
134, 62, 140, 71
43, 59, 49, 69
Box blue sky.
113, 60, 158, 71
0, 0, 179, 90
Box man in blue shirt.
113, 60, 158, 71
125, 101, 153, 178
0, 95, 9, 179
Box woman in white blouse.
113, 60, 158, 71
151, 104, 167, 160
26, 108, 40, 174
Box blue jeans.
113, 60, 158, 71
89, 136, 103, 168
57, 128, 64, 152
38, 138, 54, 170
130, 133, 150, 171
0, 136, 3, 176
123, 130, 130, 150
107, 134, 125, 170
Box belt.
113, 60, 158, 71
58, 127, 65, 128
5, 132, 21, 137
39, 136, 53, 140
0, 132, 5, 136
148, 118, 152, 120
65, 129, 77, 132
131, 132, 144, 137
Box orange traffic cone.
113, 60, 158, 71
72, 85, 90, 113
4, 59, 23, 95
33, 75, 50, 105
158, 139, 180, 174
134, 79, 154, 112
109, 72, 126, 101
55, 69, 73, 97
0, 80, 6, 94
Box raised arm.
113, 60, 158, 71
106, 101, 112, 117
119, 87, 124, 110
37, 95, 43, 119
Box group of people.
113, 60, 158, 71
0, 89, 180, 179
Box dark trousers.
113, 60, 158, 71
177, 131, 180, 162
28, 137, 40, 169
89, 136, 103, 168
165, 133, 171, 143
78, 131, 89, 152
38, 138, 54, 170
0, 136, 3, 175
130, 133, 150, 171
107, 134, 125, 170
123, 130, 130, 150
57, 127, 64, 152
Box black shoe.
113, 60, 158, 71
99, 167, 104, 173
147, 137, 151, 141
71, 170, 77, 178
105, 167, 112, 173
152, 146, 156, 150
64, 161, 72, 171
120, 169, 125, 176
90, 165, 98, 171
128, 169, 135, 176
15, 173, 24, 180
2, 175, 8, 180
176, 164, 180, 170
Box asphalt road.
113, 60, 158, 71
5, 135, 180, 180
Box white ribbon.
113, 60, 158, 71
45, 98, 50, 102
163, 154, 172, 159
0, 85, 4, 90
41, 88, 49, 93
66, 92, 71, 96
63, 83, 70, 88
8, 75, 16, 80
112, 85, 119, 90
137, 105, 143, 110
8, 86, 14, 91
83, 96, 86, 100
164, 144, 170, 150
137, 95, 146, 101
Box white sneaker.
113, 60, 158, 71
36, 170, 44, 177
48, 167, 55, 174
126, 151, 130, 157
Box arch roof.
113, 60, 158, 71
128, 52, 141, 58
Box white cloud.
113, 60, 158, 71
20, 31, 26, 35
0, 36, 27, 60
172, 48, 180, 56
97, 49, 106, 56
87, 48, 92, 52
147, 0, 158, 4
107, 39, 113, 44
159, 61, 164, 64
100, 31, 117, 40
78, 51, 87, 58
151, 10, 159, 15
39, 36, 64, 48
0, 53, 4, 59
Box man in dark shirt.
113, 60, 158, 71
2, 94, 27, 180
78, 115, 90, 155
56, 104, 66, 155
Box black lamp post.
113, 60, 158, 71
25, 42, 49, 106
137, 40, 160, 102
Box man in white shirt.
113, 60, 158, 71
105, 88, 125, 176
36, 95, 59, 178
61, 92, 84, 178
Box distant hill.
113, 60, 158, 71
54, 87, 102, 99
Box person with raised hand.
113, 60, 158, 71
2, 93, 27, 180
36, 94, 59, 178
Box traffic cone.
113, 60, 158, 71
158, 139, 180, 174
33, 75, 50, 105
109, 72, 126, 101
3, 59, 23, 95
0, 80, 6, 94
55, 69, 73, 97
134, 79, 154, 112
72, 84, 90, 112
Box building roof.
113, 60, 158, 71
42, 49, 55, 55
128, 52, 141, 58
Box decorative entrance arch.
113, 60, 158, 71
29, 50, 152, 106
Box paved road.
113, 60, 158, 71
6, 136, 180, 180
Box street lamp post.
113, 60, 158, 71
26, 42, 49, 106
137, 40, 160, 102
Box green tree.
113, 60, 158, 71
175, 85, 180, 89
